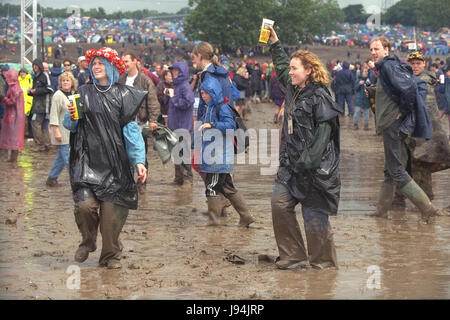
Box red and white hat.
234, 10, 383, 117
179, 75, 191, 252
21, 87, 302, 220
85, 47, 127, 75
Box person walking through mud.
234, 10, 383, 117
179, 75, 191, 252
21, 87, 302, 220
0, 69, 25, 163
268, 26, 342, 270
197, 76, 256, 227
404, 51, 450, 201
46, 71, 77, 187
63, 47, 148, 269
167, 61, 194, 186
156, 69, 173, 126
28, 58, 53, 152
367, 37, 441, 223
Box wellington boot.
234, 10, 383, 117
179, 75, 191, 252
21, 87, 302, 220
227, 192, 255, 227
205, 196, 223, 226
221, 197, 232, 217
400, 180, 439, 223
369, 181, 395, 218
7, 150, 18, 162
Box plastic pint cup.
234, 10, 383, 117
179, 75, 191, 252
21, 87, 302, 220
69, 94, 83, 120
259, 18, 274, 44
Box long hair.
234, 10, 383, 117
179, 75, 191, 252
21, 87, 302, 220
192, 42, 220, 66
58, 71, 78, 92
290, 50, 329, 86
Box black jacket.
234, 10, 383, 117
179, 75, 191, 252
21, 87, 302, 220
29, 58, 53, 114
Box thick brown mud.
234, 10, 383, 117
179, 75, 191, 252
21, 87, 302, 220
1, 101, 449, 300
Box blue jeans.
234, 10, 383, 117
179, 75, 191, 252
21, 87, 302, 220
353, 106, 370, 125
337, 93, 353, 115
49, 144, 69, 179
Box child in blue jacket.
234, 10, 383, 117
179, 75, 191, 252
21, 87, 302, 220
197, 76, 255, 227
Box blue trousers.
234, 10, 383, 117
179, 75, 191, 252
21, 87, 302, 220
353, 106, 370, 125
337, 92, 353, 115
48, 144, 69, 179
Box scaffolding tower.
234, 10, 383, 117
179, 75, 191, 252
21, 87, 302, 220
20, 0, 37, 67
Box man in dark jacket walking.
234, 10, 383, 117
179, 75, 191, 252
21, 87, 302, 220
334, 61, 354, 116
368, 36, 440, 223
28, 58, 53, 151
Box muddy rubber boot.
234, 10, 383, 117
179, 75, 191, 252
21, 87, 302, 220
400, 180, 440, 223
353, 123, 359, 130
220, 196, 232, 217
364, 123, 369, 131
46, 177, 58, 187
227, 192, 255, 227
205, 196, 222, 226
173, 164, 184, 185
74, 198, 100, 263
392, 191, 406, 207
8, 150, 18, 162
369, 181, 395, 218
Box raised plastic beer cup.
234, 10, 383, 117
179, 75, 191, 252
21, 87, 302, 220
259, 18, 274, 44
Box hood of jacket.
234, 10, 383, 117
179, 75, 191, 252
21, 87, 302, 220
171, 62, 189, 86
50, 67, 63, 77
4, 69, 19, 86
32, 58, 44, 74
200, 76, 223, 107
206, 63, 229, 79
342, 61, 350, 69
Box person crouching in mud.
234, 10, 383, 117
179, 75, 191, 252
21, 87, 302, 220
197, 76, 256, 227
63, 48, 148, 269
268, 26, 343, 270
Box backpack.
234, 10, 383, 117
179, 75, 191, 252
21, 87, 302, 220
216, 104, 249, 154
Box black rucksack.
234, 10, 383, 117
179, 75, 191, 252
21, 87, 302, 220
216, 104, 249, 154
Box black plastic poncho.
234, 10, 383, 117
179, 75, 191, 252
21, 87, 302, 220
277, 82, 343, 215
69, 83, 147, 209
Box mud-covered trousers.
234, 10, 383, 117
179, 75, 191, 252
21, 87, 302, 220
73, 188, 128, 266
271, 183, 338, 269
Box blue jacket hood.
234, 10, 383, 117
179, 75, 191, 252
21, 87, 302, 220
50, 67, 62, 76
171, 62, 189, 85
199, 76, 224, 107
206, 63, 229, 78
343, 61, 350, 69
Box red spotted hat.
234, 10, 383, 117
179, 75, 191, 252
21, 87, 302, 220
85, 47, 127, 75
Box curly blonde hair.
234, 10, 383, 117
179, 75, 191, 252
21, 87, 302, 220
290, 50, 329, 86
58, 71, 78, 92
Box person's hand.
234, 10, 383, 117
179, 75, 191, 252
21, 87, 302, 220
268, 26, 279, 44
198, 123, 212, 131
360, 80, 365, 85
278, 106, 285, 120
68, 102, 76, 120
136, 163, 147, 184
396, 113, 402, 120
368, 61, 375, 69
149, 122, 158, 131
54, 129, 62, 142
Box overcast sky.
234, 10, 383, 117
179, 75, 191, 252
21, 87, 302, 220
3, 0, 389, 14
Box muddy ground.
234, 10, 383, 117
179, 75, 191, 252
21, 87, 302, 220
1, 96, 449, 300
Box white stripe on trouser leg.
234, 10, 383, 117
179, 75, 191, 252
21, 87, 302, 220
207, 173, 218, 197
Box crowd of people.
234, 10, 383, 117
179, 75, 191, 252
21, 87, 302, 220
0, 25, 449, 271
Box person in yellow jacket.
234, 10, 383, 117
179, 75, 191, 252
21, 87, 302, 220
18, 68, 33, 138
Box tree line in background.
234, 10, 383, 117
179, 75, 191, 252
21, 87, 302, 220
343, 0, 449, 30
0, 3, 192, 19
1, 0, 448, 48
